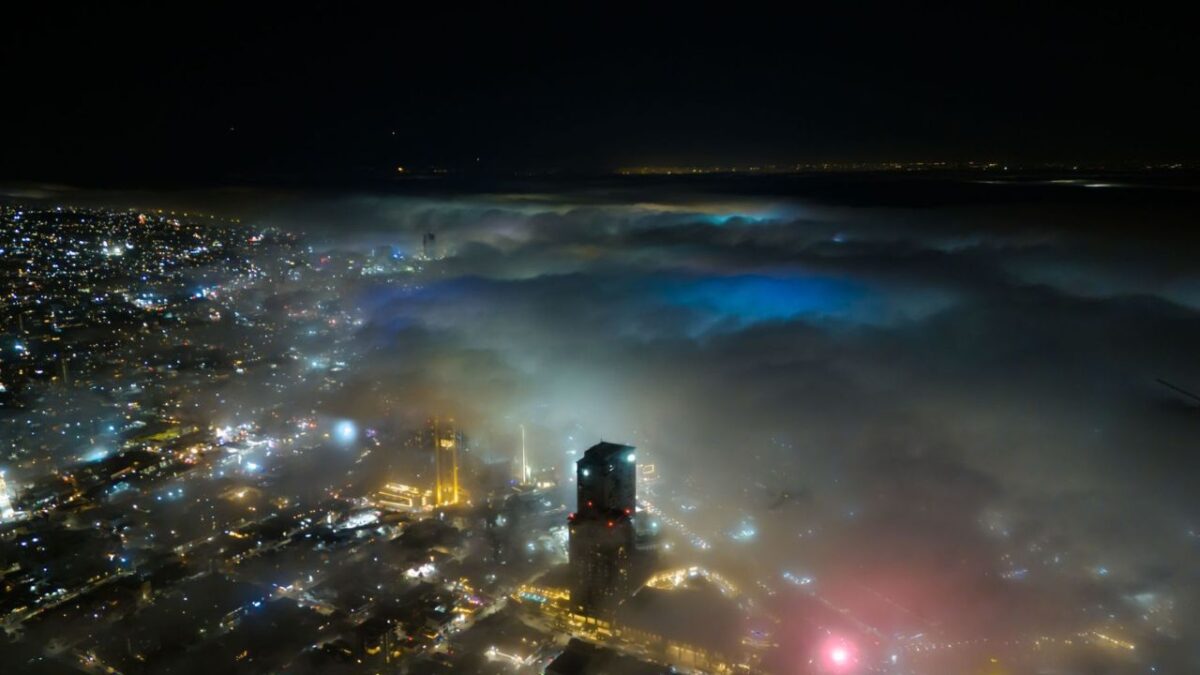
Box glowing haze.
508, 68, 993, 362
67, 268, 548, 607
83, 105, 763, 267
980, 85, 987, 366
285, 176, 1200, 669
9, 174, 1200, 671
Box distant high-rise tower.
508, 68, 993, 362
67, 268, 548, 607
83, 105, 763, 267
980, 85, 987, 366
422, 232, 437, 260
568, 441, 637, 616
0, 473, 14, 522
518, 423, 528, 485
426, 417, 460, 506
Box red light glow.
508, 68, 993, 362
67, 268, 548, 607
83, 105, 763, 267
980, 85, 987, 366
819, 635, 859, 673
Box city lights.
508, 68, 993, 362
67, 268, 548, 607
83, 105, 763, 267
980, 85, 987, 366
0, 13, 1194, 668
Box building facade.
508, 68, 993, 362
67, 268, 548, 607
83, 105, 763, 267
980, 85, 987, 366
568, 441, 637, 616
425, 417, 461, 506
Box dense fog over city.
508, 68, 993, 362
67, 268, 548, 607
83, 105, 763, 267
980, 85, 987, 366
395, 177, 1189, 660
5, 3, 1200, 672
4, 174, 1199, 672
275, 176, 1200, 663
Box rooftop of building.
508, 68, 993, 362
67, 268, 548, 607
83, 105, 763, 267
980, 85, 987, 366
545, 637, 670, 675
616, 580, 743, 658
581, 441, 636, 464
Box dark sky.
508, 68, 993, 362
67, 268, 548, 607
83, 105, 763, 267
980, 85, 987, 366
3, 3, 1198, 186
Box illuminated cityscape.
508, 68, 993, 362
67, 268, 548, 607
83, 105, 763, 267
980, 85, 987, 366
3, 4, 1200, 675
2, 190, 1194, 673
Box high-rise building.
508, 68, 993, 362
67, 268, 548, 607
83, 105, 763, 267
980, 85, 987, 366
0, 473, 14, 522
518, 423, 527, 485
374, 482, 434, 512
568, 441, 637, 616
426, 417, 461, 506
422, 232, 437, 260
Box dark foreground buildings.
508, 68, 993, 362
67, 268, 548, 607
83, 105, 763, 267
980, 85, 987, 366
568, 441, 638, 616
545, 637, 671, 675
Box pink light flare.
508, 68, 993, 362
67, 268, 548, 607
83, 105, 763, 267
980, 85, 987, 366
819, 635, 859, 673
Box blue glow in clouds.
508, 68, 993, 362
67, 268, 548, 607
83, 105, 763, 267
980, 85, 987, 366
334, 420, 358, 444
696, 211, 785, 227
661, 274, 865, 327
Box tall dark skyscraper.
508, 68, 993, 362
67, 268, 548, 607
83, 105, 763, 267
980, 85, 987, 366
422, 232, 438, 260
568, 441, 637, 616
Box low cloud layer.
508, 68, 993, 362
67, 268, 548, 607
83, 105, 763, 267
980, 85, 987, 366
8, 175, 1200, 666
282, 177, 1200, 657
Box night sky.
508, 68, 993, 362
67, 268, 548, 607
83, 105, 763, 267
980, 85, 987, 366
4, 4, 1198, 186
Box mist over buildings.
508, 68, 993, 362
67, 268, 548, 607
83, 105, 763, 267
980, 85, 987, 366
6, 174, 1200, 669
